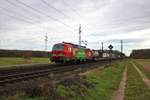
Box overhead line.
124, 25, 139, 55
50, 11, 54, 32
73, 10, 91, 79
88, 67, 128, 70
62, 0, 83, 19
0, 11, 34, 24
15, 0, 74, 30
5, 0, 41, 19
0, 6, 40, 23
40, 0, 70, 18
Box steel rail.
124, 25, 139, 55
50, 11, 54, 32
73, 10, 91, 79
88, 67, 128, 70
0, 60, 111, 85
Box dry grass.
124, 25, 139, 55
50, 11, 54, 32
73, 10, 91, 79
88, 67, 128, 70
133, 59, 150, 78
134, 59, 150, 71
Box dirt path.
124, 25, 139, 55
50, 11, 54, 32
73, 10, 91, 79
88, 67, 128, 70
132, 62, 150, 89
110, 66, 127, 100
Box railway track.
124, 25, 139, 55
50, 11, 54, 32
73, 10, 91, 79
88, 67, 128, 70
0, 61, 109, 85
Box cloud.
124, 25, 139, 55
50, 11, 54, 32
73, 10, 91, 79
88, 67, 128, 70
0, 0, 150, 56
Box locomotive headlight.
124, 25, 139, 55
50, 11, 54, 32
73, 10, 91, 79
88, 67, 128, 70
59, 54, 64, 56
52, 54, 56, 56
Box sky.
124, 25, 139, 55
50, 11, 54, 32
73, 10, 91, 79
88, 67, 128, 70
0, 0, 150, 56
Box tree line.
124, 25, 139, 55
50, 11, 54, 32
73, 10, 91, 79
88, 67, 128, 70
0, 49, 48, 58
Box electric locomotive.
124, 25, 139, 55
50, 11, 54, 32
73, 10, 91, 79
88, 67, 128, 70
50, 42, 93, 63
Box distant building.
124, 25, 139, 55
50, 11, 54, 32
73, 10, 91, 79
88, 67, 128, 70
130, 49, 150, 59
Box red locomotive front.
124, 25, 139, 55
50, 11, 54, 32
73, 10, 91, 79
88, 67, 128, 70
51, 43, 73, 63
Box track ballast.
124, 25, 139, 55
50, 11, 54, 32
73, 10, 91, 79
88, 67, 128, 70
0, 60, 110, 85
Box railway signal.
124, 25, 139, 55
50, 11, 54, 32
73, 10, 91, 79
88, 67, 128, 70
108, 44, 113, 64
108, 44, 113, 50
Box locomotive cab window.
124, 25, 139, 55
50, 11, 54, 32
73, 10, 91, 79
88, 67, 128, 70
52, 44, 64, 50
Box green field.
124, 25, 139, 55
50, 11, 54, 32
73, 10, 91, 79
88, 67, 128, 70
0, 57, 49, 67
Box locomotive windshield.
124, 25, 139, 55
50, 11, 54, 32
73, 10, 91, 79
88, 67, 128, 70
52, 44, 64, 50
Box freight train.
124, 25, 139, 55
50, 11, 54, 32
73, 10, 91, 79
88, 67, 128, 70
49, 42, 124, 63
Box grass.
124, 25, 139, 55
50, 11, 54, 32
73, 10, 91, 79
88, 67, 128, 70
133, 60, 150, 78
0, 57, 49, 67
0, 92, 25, 100
124, 61, 150, 100
86, 60, 125, 100
1, 60, 126, 100
43, 61, 125, 100
2, 59, 150, 100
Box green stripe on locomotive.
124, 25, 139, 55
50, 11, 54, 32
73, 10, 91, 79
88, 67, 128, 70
75, 48, 86, 61
48, 52, 52, 60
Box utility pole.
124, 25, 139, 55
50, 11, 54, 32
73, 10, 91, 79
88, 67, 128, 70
121, 40, 123, 53
101, 42, 103, 52
45, 33, 48, 50
101, 42, 104, 58
79, 24, 81, 47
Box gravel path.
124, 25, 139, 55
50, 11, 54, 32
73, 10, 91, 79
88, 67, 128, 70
110, 66, 127, 100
